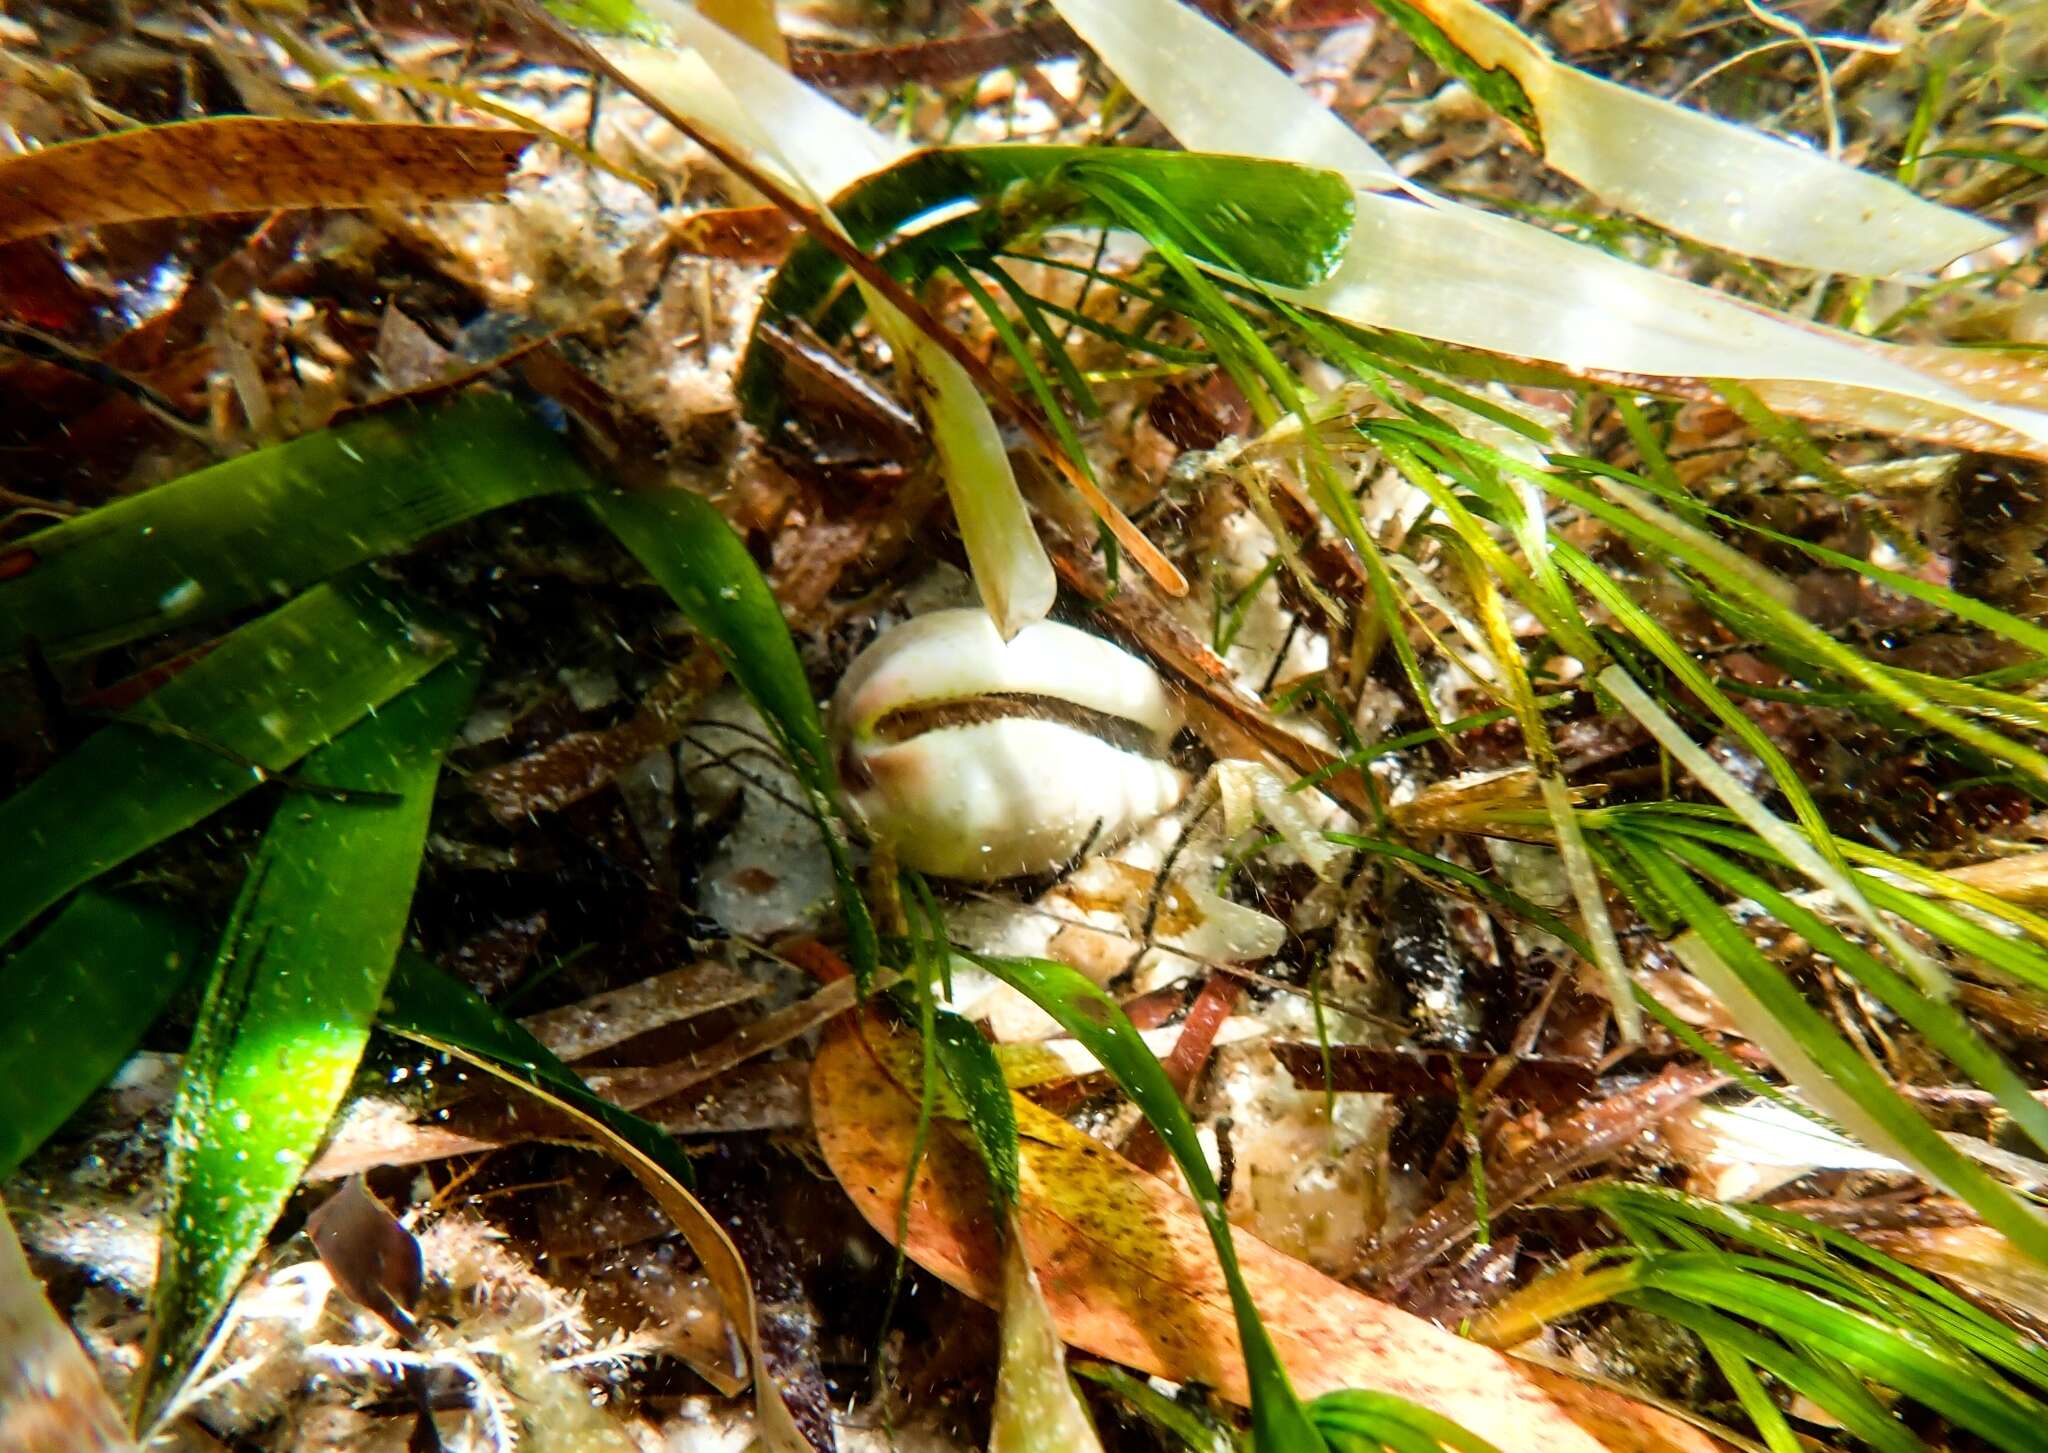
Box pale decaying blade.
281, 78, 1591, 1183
812, 1018, 1729, 1453
991, 1228, 1107, 1453
1404, 0, 2004, 276
1, 1199, 137, 1453
583, 0, 1056, 636
1049, 0, 2048, 456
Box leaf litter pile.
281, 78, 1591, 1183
9, 2, 2048, 1451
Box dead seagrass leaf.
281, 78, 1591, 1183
0, 118, 531, 245
305, 1176, 423, 1344
1, 1197, 137, 1453
811, 1016, 1729, 1453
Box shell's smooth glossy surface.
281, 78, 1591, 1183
830, 609, 1185, 880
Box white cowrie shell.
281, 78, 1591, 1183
830, 609, 1186, 880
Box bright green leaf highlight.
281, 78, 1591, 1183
139, 653, 477, 1430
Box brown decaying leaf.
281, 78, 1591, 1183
788, 18, 1080, 88
310, 1059, 811, 1180
1123, 974, 1239, 1173
666, 206, 802, 264
0, 118, 531, 245
1364, 1065, 1728, 1290
101, 213, 310, 394
471, 646, 725, 824
1, 1198, 138, 1453
1860, 1225, 2048, 1328
1943, 849, 2048, 908
0, 240, 102, 332
404, 1039, 819, 1451
584, 977, 860, 1113
811, 1017, 1729, 1453
306, 961, 793, 1179
518, 959, 767, 1063
305, 1176, 424, 1343
1269, 1042, 1599, 1115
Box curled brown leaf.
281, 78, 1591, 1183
0, 118, 531, 244
811, 1016, 1728, 1453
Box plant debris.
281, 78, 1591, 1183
9, 2, 2048, 1451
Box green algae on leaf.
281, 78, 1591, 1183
0, 572, 459, 949
138, 653, 478, 1431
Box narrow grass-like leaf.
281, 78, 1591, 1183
1639, 1260, 2045, 1448
1565, 1187, 2048, 1390
0, 392, 589, 661
1309, 1389, 1504, 1453
1620, 1289, 1924, 1453
140, 653, 477, 1430
0, 573, 458, 948
1597, 664, 1948, 999
737, 144, 1354, 431
1322, 832, 1591, 954
380, 953, 691, 1183
928, 1010, 1018, 1223
1072, 1362, 1242, 1453
1557, 451, 2048, 664
1599, 805, 2048, 991
1922, 148, 2048, 181
589, 488, 876, 983
378, 953, 818, 1452
1431, 518, 1632, 1038
1613, 833, 2048, 1266
0, 893, 203, 1178
1548, 465, 2048, 795
1659, 834, 2048, 1157
967, 952, 1322, 1452
948, 258, 1098, 500
974, 257, 1103, 419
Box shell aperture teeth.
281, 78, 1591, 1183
871, 690, 1167, 760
